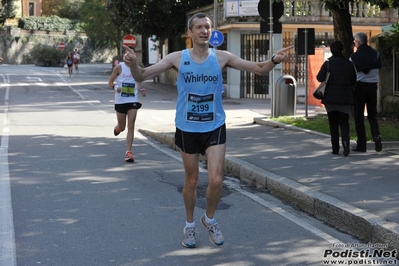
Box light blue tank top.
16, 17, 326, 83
175, 49, 225, 133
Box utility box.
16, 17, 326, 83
272, 75, 297, 117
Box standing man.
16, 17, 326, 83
124, 12, 291, 248
108, 46, 146, 162
350, 32, 382, 153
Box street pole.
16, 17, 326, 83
304, 29, 309, 118
214, 0, 218, 30
269, 0, 274, 117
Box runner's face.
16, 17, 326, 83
188, 17, 211, 45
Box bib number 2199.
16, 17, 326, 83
186, 93, 214, 122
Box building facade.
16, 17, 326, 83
189, 1, 398, 99
6, 0, 42, 20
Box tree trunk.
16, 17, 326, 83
331, 6, 354, 58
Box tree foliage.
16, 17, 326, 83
0, 0, 17, 26
30, 44, 67, 67
384, 22, 399, 51
107, 0, 214, 42
319, 0, 399, 57
321, 0, 399, 9
42, 0, 82, 20
79, 0, 121, 50
18, 15, 82, 31
42, 0, 67, 17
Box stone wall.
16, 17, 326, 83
0, 28, 116, 64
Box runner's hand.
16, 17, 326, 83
123, 45, 137, 67
274, 45, 294, 63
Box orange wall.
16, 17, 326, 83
308, 48, 327, 107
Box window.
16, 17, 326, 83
29, 3, 34, 16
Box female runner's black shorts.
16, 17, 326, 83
114, 102, 142, 114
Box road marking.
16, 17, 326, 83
137, 131, 349, 246
0, 73, 17, 266
223, 177, 343, 244
35, 83, 48, 86
57, 74, 86, 100
26, 76, 43, 82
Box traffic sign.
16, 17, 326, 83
209, 30, 224, 47
58, 42, 65, 51
123, 35, 136, 48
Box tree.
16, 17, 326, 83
107, 0, 215, 51
42, 0, 68, 17
42, 0, 82, 20
79, 0, 121, 50
320, 0, 399, 57
0, 0, 16, 26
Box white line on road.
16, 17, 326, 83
26, 76, 43, 82
57, 74, 86, 101
223, 177, 343, 245
136, 130, 346, 246
0, 74, 17, 266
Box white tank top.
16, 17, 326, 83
115, 62, 140, 104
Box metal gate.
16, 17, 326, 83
239, 31, 335, 99
240, 33, 270, 99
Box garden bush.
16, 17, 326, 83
18, 15, 83, 32
30, 44, 67, 67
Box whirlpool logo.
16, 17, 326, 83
182, 72, 219, 84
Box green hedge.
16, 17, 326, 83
30, 44, 67, 67
18, 15, 83, 32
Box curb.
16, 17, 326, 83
138, 128, 399, 253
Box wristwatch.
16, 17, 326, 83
271, 55, 280, 64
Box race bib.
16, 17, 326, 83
121, 82, 135, 97
186, 93, 214, 122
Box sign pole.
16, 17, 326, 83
214, 0, 218, 30
305, 29, 308, 118
120, 31, 123, 56
269, 0, 275, 117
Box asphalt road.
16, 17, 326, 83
1, 64, 393, 266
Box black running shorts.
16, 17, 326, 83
114, 102, 142, 114
175, 124, 226, 155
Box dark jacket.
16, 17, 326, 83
316, 55, 357, 105
350, 43, 381, 74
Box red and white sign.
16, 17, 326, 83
123, 35, 136, 48
58, 42, 65, 51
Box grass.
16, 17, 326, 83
270, 115, 399, 141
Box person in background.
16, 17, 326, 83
317, 41, 357, 157
123, 12, 292, 248
350, 32, 382, 153
66, 52, 74, 77
108, 47, 146, 162
73, 49, 80, 73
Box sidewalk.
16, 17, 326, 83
138, 82, 399, 252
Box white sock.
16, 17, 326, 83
205, 213, 216, 224
186, 221, 195, 228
